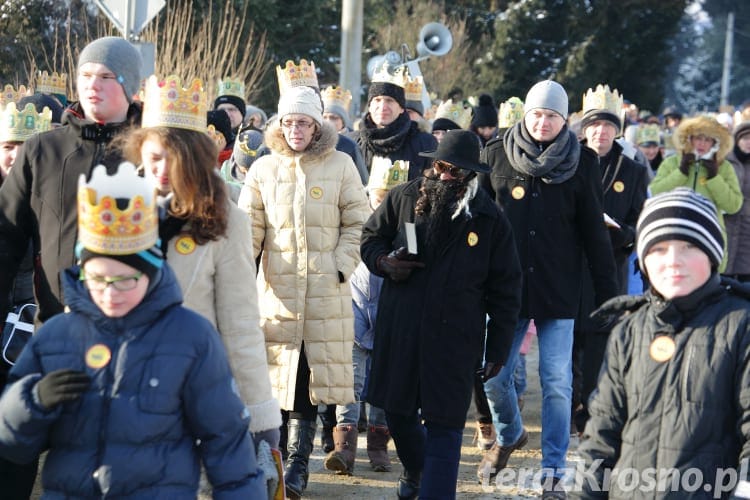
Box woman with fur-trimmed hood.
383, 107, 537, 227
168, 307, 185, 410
238, 86, 369, 499
650, 114, 742, 271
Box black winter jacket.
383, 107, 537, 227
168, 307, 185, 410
0, 102, 142, 323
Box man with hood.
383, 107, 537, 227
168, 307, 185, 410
361, 130, 522, 499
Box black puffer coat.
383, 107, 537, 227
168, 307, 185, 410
574, 275, 750, 499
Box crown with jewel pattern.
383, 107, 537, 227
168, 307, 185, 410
77, 162, 158, 255
276, 59, 319, 95
0, 102, 52, 143
142, 75, 207, 132
217, 78, 246, 99
37, 71, 67, 97
0, 84, 31, 106
434, 99, 472, 129
636, 123, 661, 146
370, 63, 406, 88
582, 84, 623, 117
322, 86, 352, 113
403, 74, 424, 102
498, 97, 524, 128
367, 157, 409, 192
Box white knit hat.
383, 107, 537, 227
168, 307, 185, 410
278, 86, 323, 126
524, 80, 568, 119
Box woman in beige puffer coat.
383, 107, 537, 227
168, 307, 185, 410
238, 86, 369, 499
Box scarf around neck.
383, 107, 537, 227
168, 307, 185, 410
504, 122, 581, 184
360, 112, 413, 155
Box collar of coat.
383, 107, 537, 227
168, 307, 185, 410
264, 119, 339, 162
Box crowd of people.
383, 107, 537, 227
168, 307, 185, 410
0, 35, 749, 500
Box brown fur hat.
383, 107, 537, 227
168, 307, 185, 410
673, 115, 733, 163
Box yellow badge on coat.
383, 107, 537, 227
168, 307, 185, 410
613, 181, 624, 193
649, 336, 676, 362
175, 236, 196, 255
467, 232, 479, 247
310, 187, 323, 199
86, 344, 112, 369
511, 186, 525, 200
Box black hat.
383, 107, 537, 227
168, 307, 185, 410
431, 117, 462, 132
419, 129, 490, 174
471, 94, 498, 128
662, 106, 683, 120
18, 94, 64, 124
368, 82, 406, 109
580, 109, 622, 133
214, 95, 246, 120
207, 109, 233, 144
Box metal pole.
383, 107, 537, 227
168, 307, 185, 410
340, 0, 363, 119
720, 12, 734, 108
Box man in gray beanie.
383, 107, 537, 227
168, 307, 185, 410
476, 79, 618, 499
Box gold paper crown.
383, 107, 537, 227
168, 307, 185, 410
636, 124, 661, 145
403, 74, 424, 102
217, 78, 246, 99
0, 84, 31, 106
77, 162, 158, 255
277, 59, 319, 94
206, 124, 226, 147
371, 64, 406, 88
498, 97, 524, 128
0, 102, 52, 143
434, 99, 472, 129
142, 75, 207, 132
367, 158, 409, 192
37, 71, 67, 97
322, 86, 352, 113
582, 84, 623, 117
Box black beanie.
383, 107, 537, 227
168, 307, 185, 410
79, 245, 164, 284
471, 94, 498, 128
18, 94, 64, 124
207, 109, 233, 144
580, 109, 622, 133
214, 95, 246, 120
368, 82, 406, 109
431, 117, 462, 132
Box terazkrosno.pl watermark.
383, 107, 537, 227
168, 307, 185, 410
479, 459, 750, 498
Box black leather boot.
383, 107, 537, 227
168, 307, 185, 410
284, 419, 317, 499
397, 469, 421, 499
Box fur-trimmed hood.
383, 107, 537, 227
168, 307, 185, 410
673, 115, 733, 163
264, 118, 339, 162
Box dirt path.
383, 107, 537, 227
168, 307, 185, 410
33, 339, 583, 498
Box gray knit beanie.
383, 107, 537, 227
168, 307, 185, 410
78, 37, 143, 103
524, 80, 568, 119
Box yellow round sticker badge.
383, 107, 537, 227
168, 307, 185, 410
467, 232, 479, 247
310, 187, 323, 199
649, 336, 676, 362
511, 186, 525, 200
613, 181, 624, 193
86, 344, 112, 369
175, 236, 196, 255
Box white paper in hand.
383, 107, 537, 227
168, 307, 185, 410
405, 222, 418, 255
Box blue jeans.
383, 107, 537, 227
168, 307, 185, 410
483, 318, 573, 476
336, 342, 387, 426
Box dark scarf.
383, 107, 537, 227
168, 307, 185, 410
415, 176, 468, 253
157, 194, 186, 258
734, 144, 750, 164
359, 112, 414, 156
504, 122, 580, 184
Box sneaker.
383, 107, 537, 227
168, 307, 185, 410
541, 476, 567, 499
475, 421, 496, 451
477, 428, 528, 482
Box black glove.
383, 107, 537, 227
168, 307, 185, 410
678, 153, 695, 176
376, 247, 425, 282
480, 361, 502, 382
35, 369, 91, 410
701, 157, 718, 179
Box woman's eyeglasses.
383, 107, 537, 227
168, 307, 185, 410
79, 270, 144, 291
281, 120, 315, 130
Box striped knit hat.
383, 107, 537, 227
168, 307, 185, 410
636, 188, 724, 273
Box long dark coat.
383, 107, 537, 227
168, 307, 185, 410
360, 178, 522, 428
479, 137, 619, 319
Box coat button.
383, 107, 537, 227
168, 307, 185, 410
149, 378, 159, 387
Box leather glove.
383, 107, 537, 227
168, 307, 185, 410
376, 247, 425, 282
678, 153, 695, 176
35, 369, 91, 410
480, 361, 503, 383
252, 427, 281, 451
701, 157, 718, 179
